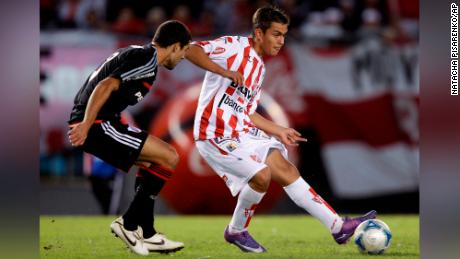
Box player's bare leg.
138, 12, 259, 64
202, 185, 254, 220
137, 135, 180, 171
224, 167, 270, 253
266, 149, 377, 244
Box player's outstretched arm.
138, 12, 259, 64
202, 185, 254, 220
68, 77, 120, 146
249, 112, 307, 147
185, 45, 243, 86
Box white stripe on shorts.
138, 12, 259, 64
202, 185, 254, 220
101, 123, 141, 149
105, 122, 142, 144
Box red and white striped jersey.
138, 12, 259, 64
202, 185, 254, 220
193, 36, 266, 140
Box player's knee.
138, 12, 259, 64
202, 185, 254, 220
275, 158, 299, 177
135, 161, 151, 168
250, 167, 271, 192
285, 162, 299, 177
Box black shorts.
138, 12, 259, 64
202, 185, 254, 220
79, 119, 148, 172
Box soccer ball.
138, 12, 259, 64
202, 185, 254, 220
354, 219, 392, 254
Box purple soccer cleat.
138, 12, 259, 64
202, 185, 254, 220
332, 210, 377, 245
224, 226, 267, 253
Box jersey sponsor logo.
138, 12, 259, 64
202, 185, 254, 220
212, 47, 226, 55
134, 91, 144, 102
219, 94, 244, 113
128, 71, 156, 81
230, 82, 254, 100
236, 85, 253, 100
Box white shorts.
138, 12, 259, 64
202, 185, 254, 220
195, 128, 288, 196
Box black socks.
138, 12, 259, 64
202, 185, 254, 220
122, 168, 166, 238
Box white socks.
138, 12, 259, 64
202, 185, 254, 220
283, 177, 343, 233
229, 184, 265, 233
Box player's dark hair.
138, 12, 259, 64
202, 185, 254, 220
252, 5, 290, 33
153, 20, 192, 48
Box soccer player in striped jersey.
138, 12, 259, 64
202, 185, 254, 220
186, 6, 377, 253
68, 20, 190, 255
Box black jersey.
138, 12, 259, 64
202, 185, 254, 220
69, 43, 158, 123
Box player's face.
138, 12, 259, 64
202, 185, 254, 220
260, 22, 288, 56
164, 43, 190, 70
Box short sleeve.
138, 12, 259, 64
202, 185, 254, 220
192, 36, 239, 59
110, 48, 157, 82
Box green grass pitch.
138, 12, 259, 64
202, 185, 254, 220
40, 215, 419, 258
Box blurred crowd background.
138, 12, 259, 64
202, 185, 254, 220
40, 0, 419, 216
40, 0, 418, 43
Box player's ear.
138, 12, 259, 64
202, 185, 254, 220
173, 42, 181, 52
254, 28, 263, 41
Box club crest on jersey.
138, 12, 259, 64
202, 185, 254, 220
225, 142, 238, 152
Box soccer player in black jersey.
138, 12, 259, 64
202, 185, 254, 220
68, 20, 191, 255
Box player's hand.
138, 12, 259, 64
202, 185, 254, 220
222, 70, 243, 86
278, 127, 307, 147
68, 122, 90, 147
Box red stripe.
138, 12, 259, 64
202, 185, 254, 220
214, 108, 225, 137
237, 46, 251, 75
229, 115, 238, 138
150, 164, 174, 177
140, 165, 170, 181
209, 139, 228, 155
227, 54, 237, 69
244, 59, 259, 87
246, 99, 254, 114
143, 81, 152, 90
253, 65, 263, 89
244, 204, 258, 228
199, 95, 216, 140
226, 36, 233, 43
225, 86, 236, 95
248, 37, 254, 47
309, 187, 337, 214
140, 165, 173, 178
193, 41, 209, 46
242, 119, 253, 127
